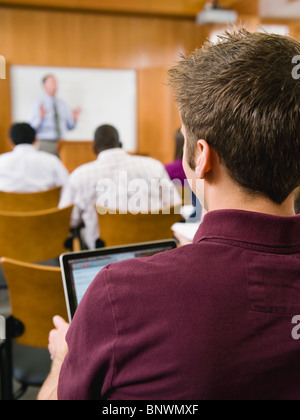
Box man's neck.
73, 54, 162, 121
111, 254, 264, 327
206, 184, 296, 217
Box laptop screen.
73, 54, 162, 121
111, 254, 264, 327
60, 240, 177, 321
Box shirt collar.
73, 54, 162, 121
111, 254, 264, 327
13, 144, 36, 153
194, 209, 300, 248
97, 148, 127, 160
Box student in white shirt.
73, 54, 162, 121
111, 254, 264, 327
59, 124, 181, 249
0, 123, 69, 193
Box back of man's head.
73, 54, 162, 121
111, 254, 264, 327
94, 125, 121, 155
9, 123, 36, 146
169, 29, 300, 204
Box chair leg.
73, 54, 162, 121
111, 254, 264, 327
0, 318, 14, 400
0, 316, 25, 400
13, 383, 28, 400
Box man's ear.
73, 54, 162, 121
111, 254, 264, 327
9, 139, 16, 149
33, 137, 39, 148
195, 140, 212, 179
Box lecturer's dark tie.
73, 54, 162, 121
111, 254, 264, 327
53, 100, 61, 140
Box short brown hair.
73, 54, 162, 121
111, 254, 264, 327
169, 29, 300, 204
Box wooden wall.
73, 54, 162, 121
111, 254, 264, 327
0, 5, 207, 163
1, 2, 298, 166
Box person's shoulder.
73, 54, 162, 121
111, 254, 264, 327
131, 154, 165, 169
36, 150, 63, 164
0, 151, 12, 161
100, 244, 203, 285
67, 159, 100, 184
165, 160, 179, 170
71, 159, 99, 177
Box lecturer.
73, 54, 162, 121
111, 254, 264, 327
28, 74, 81, 155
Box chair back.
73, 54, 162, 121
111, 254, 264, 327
1, 258, 68, 348
0, 205, 73, 262
97, 206, 182, 247
0, 187, 62, 212
58, 140, 96, 173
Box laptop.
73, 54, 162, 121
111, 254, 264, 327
60, 239, 177, 322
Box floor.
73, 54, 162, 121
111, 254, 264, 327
0, 289, 41, 400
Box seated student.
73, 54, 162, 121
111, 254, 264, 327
59, 124, 181, 249
0, 123, 69, 192
39, 30, 300, 400
165, 128, 186, 185
166, 128, 202, 222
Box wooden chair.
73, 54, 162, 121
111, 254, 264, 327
0, 258, 68, 399
0, 205, 73, 263
0, 187, 62, 212
97, 206, 182, 247
58, 140, 97, 173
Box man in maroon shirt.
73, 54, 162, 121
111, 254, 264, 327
39, 30, 300, 400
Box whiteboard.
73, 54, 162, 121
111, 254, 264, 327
10, 65, 137, 151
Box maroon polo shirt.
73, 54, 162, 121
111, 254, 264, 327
58, 210, 300, 400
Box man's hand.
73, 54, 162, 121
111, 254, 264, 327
37, 316, 69, 400
73, 107, 81, 122
48, 316, 69, 362
174, 232, 193, 246
40, 104, 47, 120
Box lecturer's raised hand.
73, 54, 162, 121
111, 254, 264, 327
73, 107, 81, 122
40, 104, 47, 120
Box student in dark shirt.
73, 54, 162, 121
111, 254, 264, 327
39, 30, 300, 400
165, 128, 186, 185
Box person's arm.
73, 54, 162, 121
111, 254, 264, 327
53, 159, 69, 189
72, 107, 81, 123
58, 176, 83, 229
173, 231, 193, 246
37, 316, 69, 400
28, 101, 46, 131
57, 268, 117, 400
63, 101, 80, 131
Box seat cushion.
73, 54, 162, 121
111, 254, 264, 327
13, 342, 51, 387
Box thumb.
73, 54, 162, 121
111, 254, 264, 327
53, 315, 69, 329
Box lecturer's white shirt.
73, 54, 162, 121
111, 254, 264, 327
0, 144, 69, 192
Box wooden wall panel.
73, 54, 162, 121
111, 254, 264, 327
58, 141, 96, 173
0, 6, 206, 162
0, 8, 206, 68
0, 0, 207, 17
219, 0, 259, 16
0, 62, 11, 154
0, 0, 260, 17
137, 67, 181, 164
